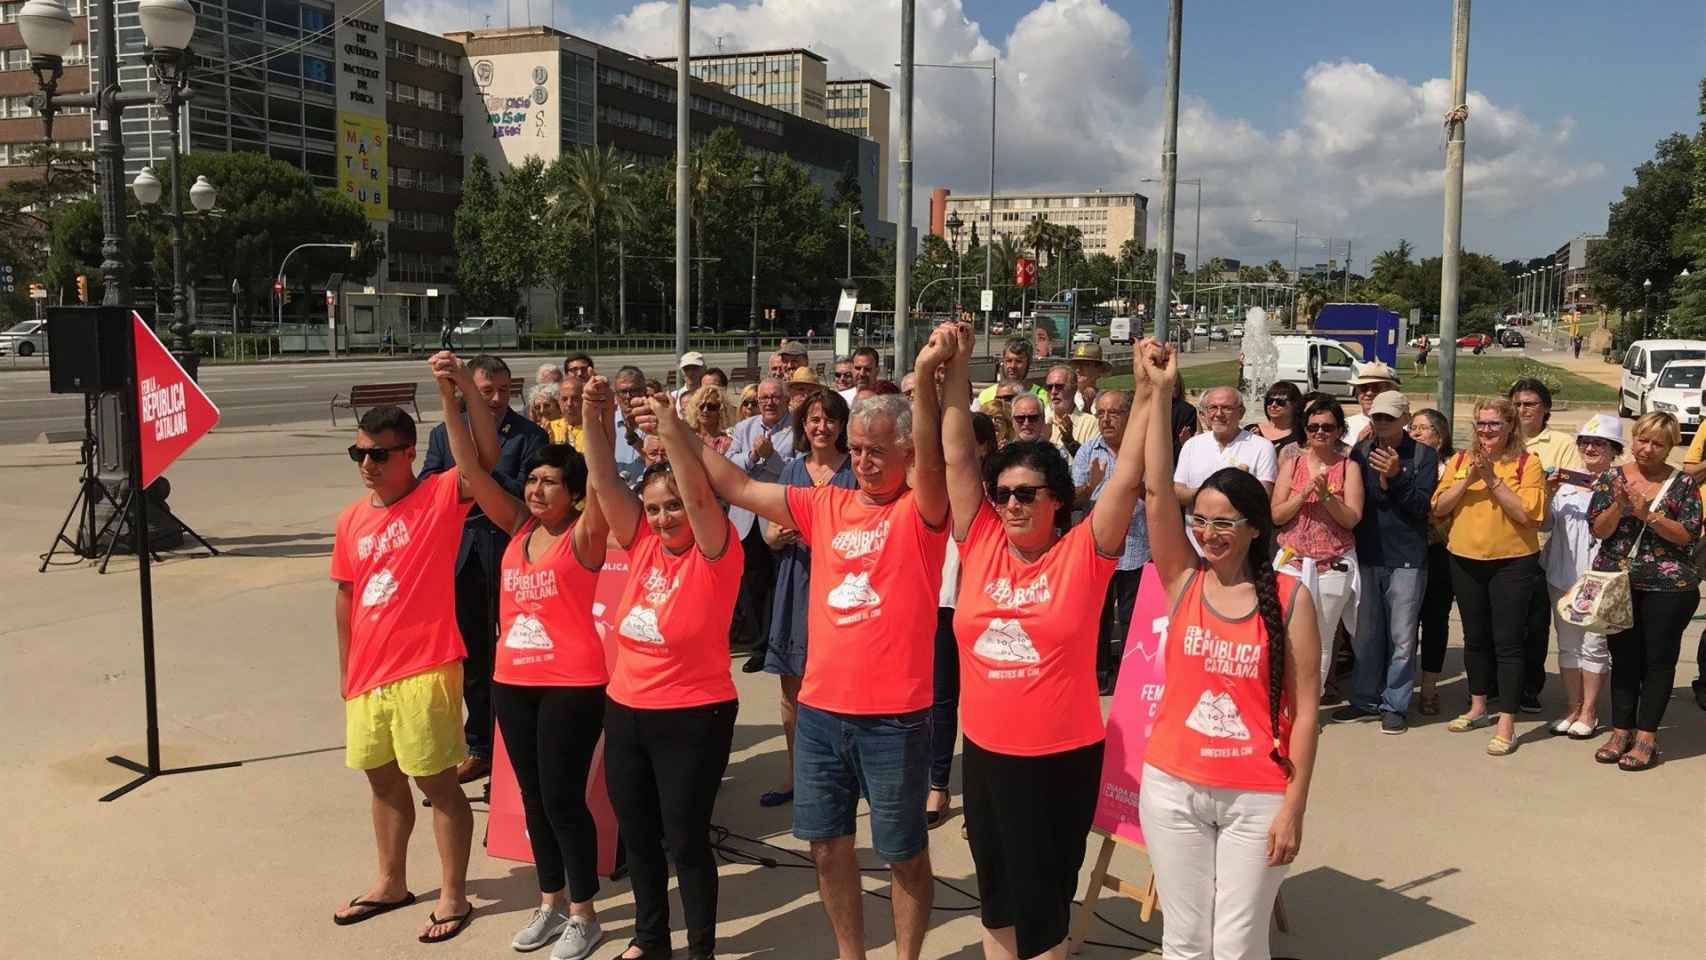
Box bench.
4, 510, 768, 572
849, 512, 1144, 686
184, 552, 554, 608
330, 383, 422, 427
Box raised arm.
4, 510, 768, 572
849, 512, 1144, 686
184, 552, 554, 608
570, 470, 609, 572
1141, 341, 1196, 589
910, 322, 958, 530
432, 353, 525, 532
580, 376, 644, 548
650, 395, 731, 560
940, 322, 983, 540
692, 423, 793, 529
1089, 348, 1153, 557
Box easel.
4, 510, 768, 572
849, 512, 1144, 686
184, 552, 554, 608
1067, 828, 1290, 954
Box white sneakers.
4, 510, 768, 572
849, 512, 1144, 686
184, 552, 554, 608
512, 910, 603, 958
512, 908, 570, 952
551, 917, 603, 960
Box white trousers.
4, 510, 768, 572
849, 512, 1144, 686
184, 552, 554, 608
1139, 764, 1289, 960
1548, 583, 1610, 674
1281, 554, 1359, 691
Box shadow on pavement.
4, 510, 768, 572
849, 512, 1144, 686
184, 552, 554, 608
209, 532, 335, 559
1278, 865, 1473, 958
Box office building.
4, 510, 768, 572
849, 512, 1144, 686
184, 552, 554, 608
0, 0, 92, 181
825, 78, 888, 218
1552, 232, 1604, 315
649, 47, 826, 123
938, 188, 1146, 259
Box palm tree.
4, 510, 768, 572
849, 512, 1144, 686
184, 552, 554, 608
554, 146, 638, 328
1371, 239, 1414, 286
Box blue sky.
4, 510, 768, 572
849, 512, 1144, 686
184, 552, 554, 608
402, 0, 1706, 266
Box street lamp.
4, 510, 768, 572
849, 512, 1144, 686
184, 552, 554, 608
1142, 176, 1201, 321
1643, 277, 1654, 341
838, 206, 860, 288
946, 211, 964, 313
747, 167, 765, 335
136, 0, 202, 372
1253, 216, 1300, 327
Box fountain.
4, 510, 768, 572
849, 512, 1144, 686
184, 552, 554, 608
1239, 306, 1279, 414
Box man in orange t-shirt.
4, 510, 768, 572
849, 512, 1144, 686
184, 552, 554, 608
694, 327, 958, 960
329, 395, 488, 945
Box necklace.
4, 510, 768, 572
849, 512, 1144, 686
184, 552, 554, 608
806, 455, 844, 487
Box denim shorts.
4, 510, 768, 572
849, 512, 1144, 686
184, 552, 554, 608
792, 703, 932, 863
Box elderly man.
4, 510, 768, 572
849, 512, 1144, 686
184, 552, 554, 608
831, 355, 855, 395
779, 339, 810, 375
841, 346, 882, 404
1044, 364, 1098, 458
1009, 393, 1050, 445
1338, 392, 1438, 734
976, 336, 1049, 407
1072, 387, 1151, 695
694, 329, 953, 960
608, 365, 655, 486
419, 355, 548, 783
534, 362, 563, 387
1071, 343, 1112, 412
726, 377, 798, 667
1173, 385, 1278, 506
550, 374, 585, 449
1344, 360, 1401, 443
768, 351, 788, 380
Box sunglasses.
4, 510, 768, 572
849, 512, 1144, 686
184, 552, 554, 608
348, 443, 410, 464
1577, 437, 1613, 450
698, 403, 721, 412
996, 394, 1018, 402
1305, 422, 1340, 434
1187, 514, 1249, 534
991, 484, 1046, 505
1265, 396, 1292, 406
1473, 420, 1506, 431
1012, 413, 1042, 423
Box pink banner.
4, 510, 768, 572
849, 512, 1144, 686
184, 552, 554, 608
486, 549, 630, 875
1092, 562, 1170, 846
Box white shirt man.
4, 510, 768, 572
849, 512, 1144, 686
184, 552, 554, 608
1173, 386, 1278, 506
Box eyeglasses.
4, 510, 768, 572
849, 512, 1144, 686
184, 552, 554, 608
1046, 382, 1072, 391
1577, 437, 1612, 450
1473, 420, 1506, 431
756, 394, 784, 404
1304, 422, 1340, 435
1187, 514, 1249, 534
1012, 413, 1042, 423
1265, 395, 1291, 407
1204, 404, 1240, 414
991, 484, 1045, 505
348, 443, 410, 463
1355, 384, 1386, 394
833, 371, 853, 383
1512, 399, 1544, 409
996, 394, 1018, 402
1096, 409, 1128, 420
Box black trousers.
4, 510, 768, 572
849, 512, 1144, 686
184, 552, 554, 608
604, 697, 738, 957
1449, 552, 1539, 716
929, 606, 960, 790
1097, 568, 1143, 687
1522, 569, 1551, 699
732, 523, 776, 652
454, 555, 500, 759
1607, 589, 1699, 732
492, 683, 606, 901
1419, 542, 1454, 675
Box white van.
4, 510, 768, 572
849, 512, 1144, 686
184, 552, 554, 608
1620, 339, 1706, 417
452, 315, 520, 350
1245, 335, 1364, 397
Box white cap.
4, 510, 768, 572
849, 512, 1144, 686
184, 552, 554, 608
1576, 413, 1624, 448
678, 351, 706, 369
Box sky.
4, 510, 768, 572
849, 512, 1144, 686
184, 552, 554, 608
391, 0, 1706, 271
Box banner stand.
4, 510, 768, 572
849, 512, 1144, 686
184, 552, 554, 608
100, 314, 239, 802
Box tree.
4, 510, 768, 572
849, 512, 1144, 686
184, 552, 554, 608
1370, 239, 1415, 289
1264, 259, 1289, 281
1, 144, 97, 318
1667, 78, 1706, 336
555, 145, 638, 328
1590, 133, 1697, 314
454, 154, 513, 314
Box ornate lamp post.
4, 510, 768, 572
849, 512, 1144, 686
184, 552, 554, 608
946, 211, 964, 313
747, 168, 765, 334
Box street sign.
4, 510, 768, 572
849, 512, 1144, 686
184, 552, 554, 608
29, 284, 47, 300
980, 289, 994, 312
362, 286, 377, 295
132, 311, 220, 488
426, 288, 440, 298
855, 302, 872, 313
1015, 257, 1036, 288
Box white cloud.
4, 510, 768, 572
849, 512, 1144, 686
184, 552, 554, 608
388, 0, 1602, 264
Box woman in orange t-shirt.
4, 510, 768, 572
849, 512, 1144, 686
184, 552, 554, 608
581, 379, 741, 960
1137, 342, 1323, 960
936, 322, 1153, 960
434, 354, 613, 955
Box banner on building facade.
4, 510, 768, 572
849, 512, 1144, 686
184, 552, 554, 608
337, 112, 388, 220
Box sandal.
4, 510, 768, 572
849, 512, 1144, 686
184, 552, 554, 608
332, 891, 415, 926
925, 787, 951, 828
1447, 712, 1492, 733
1418, 692, 1441, 717
620, 939, 675, 960
1486, 735, 1516, 757
758, 789, 794, 808
418, 908, 474, 944
1594, 731, 1633, 764
1617, 740, 1660, 772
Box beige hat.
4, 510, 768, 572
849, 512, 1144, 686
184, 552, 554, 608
788, 367, 821, 387
1369, 391, 1411, 418
778, 339, 808, 357
678, 351, 705, 369
1349, 360, 1401, 386
1070, 343, 1110, 370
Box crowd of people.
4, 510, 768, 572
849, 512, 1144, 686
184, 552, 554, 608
325, 327, 1704, 960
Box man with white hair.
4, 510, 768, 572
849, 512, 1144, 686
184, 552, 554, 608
534, 362, 563, 387
1044, 364, 1098, 458
692, 326, 956, 960
1009, 393, 1050, 445
1173, 385, 1277, 507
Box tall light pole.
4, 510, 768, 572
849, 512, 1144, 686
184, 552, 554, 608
1152, 0, 1182, 344
947, 211, 964, 314
1142, 176, 1200, 325
913, 59, 997, 348
132, 165, 216, 371
894, 0, 916, 369
1436, 0, 1471, 422
1643, 277, 1653, 341
1253, 216, 1300, 325
747, 168, 765, 336
840, 206, 860, 284
673, 0, 690, 357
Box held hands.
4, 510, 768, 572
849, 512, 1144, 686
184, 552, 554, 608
916, 322, 961, 374
645, 394, 682, 437
1129, 339, 1155, 402
428, 350, 468, 396
583, 375, 616, 429
1141, 338, 1180, 391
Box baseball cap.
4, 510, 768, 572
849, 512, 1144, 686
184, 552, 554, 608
1349, 360, 1401, 386
1369, 391, 1411, 418
778, 339, 808, 357
1577, 413, 1624, 448
678, 351, 705, 369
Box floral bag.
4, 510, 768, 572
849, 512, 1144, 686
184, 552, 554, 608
1555, 471, 1678, 634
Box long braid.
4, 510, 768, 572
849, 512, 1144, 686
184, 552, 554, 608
1247, 532, 1296, 781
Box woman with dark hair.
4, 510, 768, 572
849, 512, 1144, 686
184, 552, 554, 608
580, 378, 743, 960
1251, 381, 1304, 454
1406, 407, 1455, 714
756, 389, 858, 809
927, 411, 999, 829
1271, 396, 1364, 687
1138, 341, 1322, 960
432, 355, 612, 958
936, 322, 1151, 960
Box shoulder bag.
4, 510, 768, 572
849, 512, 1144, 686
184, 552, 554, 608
1555, 468, 1678, 635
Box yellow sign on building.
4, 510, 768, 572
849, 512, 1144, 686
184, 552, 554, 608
337, 112, 387, 220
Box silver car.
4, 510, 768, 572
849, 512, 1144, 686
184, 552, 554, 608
0, 319, 48, 357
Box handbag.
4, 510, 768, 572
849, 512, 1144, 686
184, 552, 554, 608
1556, 469, 1679, 634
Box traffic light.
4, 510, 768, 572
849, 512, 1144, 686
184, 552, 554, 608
76, 274, 89, 303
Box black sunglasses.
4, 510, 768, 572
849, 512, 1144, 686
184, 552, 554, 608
348, 443, 410, 463
1304, 422, 1339, 435
1012, 413, 1042, 423
1265, 395, 1292, 406
991, 484, 1046, 505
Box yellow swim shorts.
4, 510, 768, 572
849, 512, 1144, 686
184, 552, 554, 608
345, 661, 468, 777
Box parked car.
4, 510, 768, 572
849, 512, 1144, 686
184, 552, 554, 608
1456, 333, 1492, 350
1642, 359, 1706, 435
1192, 323, 1209, 337
1498, 328, 1526, 348
1621, 338, 1706, 417
0, 319, 48, 357
1230, 326, 1245, 340
1209, 327, 1229, 342
1072, 328, 1097, 345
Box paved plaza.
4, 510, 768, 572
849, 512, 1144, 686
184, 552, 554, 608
2, 412, 1702, 959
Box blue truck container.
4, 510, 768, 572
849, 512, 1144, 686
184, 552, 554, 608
1309, 303, 1401, 367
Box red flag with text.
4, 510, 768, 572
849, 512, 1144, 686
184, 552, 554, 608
132, 311, 219, 487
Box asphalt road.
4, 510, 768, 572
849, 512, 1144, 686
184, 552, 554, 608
0, 343, 1245, 446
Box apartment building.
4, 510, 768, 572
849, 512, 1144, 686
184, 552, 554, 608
648, 47, 827, 122
938, 188, 1147, 259
1552, 232, 1605, 315
824, 78, 888, 219
0, 0, 92, 183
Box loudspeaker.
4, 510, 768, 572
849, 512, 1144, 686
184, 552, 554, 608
48, 306, 132, 395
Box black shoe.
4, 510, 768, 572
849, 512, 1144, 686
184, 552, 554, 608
1319, 687, 1345, 706
741, 654, 767, 673
1098, 675, 1117, 697
1519, 694, 1544, 714
1380, 712, 1408, 735
1331, 704, 1378, 723
1693, 683, 1706, 711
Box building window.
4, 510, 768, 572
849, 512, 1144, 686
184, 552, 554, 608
0, 3, 19, 24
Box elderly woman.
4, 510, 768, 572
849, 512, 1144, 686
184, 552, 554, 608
1430, 398, 1545, 757
683, 383, 737, 455
1541, 414, 1621, 740
735, 383, 760, 422
536, 362, 565, 387
528, 383, 563, 432
1407, 408, 1455, 715
1271, 396, 1364, 687
1251, 380, 1304, 455
1586, 412, 1702, 771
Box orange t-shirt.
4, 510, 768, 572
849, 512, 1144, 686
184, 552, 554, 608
786, 485, 949, 715
330, 471, 474, 700
1145, 567, 1300, 793
953, 502, 1118, 756
494, 520, 608, 687
605, 519, 743, 710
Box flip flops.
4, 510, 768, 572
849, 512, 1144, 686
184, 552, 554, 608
332, 891, 415, 926
418, 908, 474, 944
